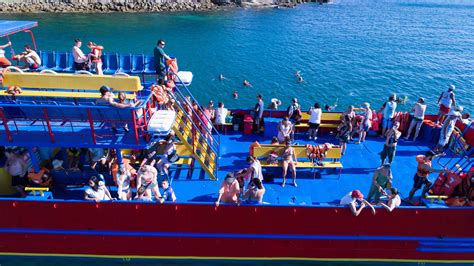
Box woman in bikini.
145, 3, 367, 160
282, 138, 298, 187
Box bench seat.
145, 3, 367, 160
259, 160, 343, 169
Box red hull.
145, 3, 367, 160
0, 200, 473, 262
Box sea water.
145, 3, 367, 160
1, 0, 473, 114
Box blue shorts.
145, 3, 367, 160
382, 118, 393, 129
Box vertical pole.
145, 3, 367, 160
0, 108, 12, 142
43, 108, 54, 144
28, 147, 40, 173
131, 110, 139, 145
116, 148, 123, 165
87, 109, 97, 145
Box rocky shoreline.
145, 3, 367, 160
0, 0, 328, 13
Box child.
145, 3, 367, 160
161, 179, 176, 202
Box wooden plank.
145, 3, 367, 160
3, 72, 142, 92
1, 90, 136, 99
254, 146, 342, 160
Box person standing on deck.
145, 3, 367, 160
308, 102, 322, 140
404, 97, 426, 141
0, 41, 12, 68
381, 94, 397, 136
337, 106, 353, 155
215, 173, 240, 206
287, 98, 302, 141
407, 151, 447, 203
356, 102, 372, 144
366, 163, 393, 203
436, 85, 456, 124
154, 39, 171, 85
380, 121, 401, 165
253, 94, 264, 133
281, 138, 297, 187
434, 107, 463, 153
72, 39, 89, 71
87, 41, 104, 75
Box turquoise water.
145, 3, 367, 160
1, 0, 473, 113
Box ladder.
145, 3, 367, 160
168, 76, 220, 180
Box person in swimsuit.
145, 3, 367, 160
215, 172, 240, 206
277, 117, 293, 143
136, 165, 163, 203
356, 102, 372, 144
379, 187, 401, 212
434, 107, 463, 153
281, 138, 297, 187
243, 178, 265, 204
367, 163, 393, 203
116, 164, 132, 200
380, 121, 401, 165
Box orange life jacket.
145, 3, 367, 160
416, 155, 431, 177
91, 46, 103, 63
28, 167, 52, 187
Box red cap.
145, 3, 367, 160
352, 190, 363, 199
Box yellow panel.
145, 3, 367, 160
321, 112, 342, 121
3, 72, 142, 92
326, 148, 342, 159
0, 90, 136, 99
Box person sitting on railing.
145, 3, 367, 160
84, 176, 114, 202
243, 178, 265, 204
0, 41, 12, 68
340, 190, 376, 216
378, 187, 401, 212
12, 45, 41, 70
72, 39, 89, 71
215, 172, 240, 207
87, 41, 104, 75
116, 164, 133, 200
160, 179, 177, 203
137, 164, 163, 203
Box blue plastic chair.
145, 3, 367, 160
35, 51, 55, 72
131, 54, 145, 74
51, 52, 68, 72
116, 53, 132, 74
143, 55, 156, 75
62, 53, 75, 73
99, 54, 107, 73
103, 53, 119, 75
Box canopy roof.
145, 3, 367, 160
0, 20, 38, 37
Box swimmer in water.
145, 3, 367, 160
243, 80, 253, 87
325, 98, 338, 111
295, 70, 303, 83
219, 74, 226, 81
233, 91, 238, 99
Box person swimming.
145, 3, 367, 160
233, 91, 238, 99
243, 80, 253, 87
295, 70, 303, 83
219, 74, 226, 81
325, 98, 338, 111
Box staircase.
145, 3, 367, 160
168, 76, 220, 180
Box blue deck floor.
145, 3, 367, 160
44, 131, 462, 207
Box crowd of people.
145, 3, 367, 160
1, 39, 472, 214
